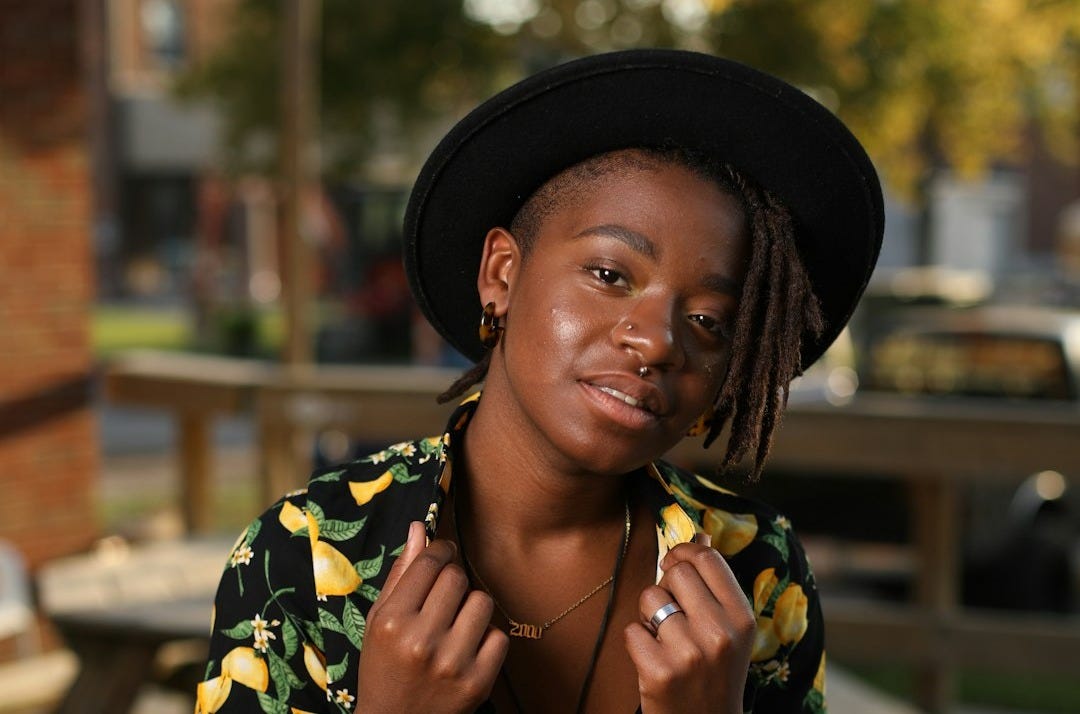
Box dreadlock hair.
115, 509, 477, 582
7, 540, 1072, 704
437, 147, 824, 480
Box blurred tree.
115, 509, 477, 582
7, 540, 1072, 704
698, 0, 1080, 192
175, 0, 512, 177
180, 0, 1080, 191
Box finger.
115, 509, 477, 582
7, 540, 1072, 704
382, 538, 459, 614
444, 590, 497, 660
378, 521, 427, 603
658, 558, 722, 621
623, 622, 666, 678
470, 626, 510, 695
638, 584, 689, 642
420, 561, 471, 631
661, 542, 746, 613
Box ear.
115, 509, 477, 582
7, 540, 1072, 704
477, 227, 521, 315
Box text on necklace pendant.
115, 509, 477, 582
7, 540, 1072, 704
509, 620, 544, 640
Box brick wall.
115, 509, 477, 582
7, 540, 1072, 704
0, 0, 100, 569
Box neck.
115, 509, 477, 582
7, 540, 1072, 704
457, 390, 628, 547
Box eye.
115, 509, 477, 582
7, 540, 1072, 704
587, 265, 629, 288
688, 313, 730, 340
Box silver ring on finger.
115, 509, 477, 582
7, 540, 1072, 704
646, 602, 684, 635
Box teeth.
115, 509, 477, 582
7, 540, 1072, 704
598, 386, 643, 409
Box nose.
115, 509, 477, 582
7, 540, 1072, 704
614, 296, 685, 372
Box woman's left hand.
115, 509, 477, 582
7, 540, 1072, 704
624, 536, 756, 714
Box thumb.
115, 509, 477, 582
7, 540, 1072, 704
378, 521, 426, 602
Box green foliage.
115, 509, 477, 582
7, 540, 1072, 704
178, 0, 1080, 191
176, 0, 512, 176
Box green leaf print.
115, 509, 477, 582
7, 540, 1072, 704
358, 583, 381, 603
389, 462, 421, 483
204, 659, 215, 680
803, 687, 826, 713
290, 526, 309, 539
765, 574, 791, 616
306, 501, 327, 528
311, 469, 345, 483
320, 516, 368, 541
326, 653, 349, 683
267, 648, 304, 696
301, 617, 324, 650
354, 546, 386, 580
221, 619, 255, 639
761, 532, 790, 561
390, 542, 405, 557
241, 518, 262, 548
281, 618, 299, 659
342, 598, 366, 650
319, 607, 346, 633
256, 690, 290, 714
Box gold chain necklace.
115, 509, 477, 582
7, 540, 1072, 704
452, 495, 631, 640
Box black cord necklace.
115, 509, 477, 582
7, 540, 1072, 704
451, 487, 631, 714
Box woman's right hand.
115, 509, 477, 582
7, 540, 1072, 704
355, 521, 509, 713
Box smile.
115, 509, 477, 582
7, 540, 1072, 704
596, 386, 651, 413
579, 379, 665, 432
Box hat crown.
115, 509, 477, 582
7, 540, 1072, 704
405, 49, 884, 368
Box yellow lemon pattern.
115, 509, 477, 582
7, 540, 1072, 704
198, 394, 824, 713
348, 470, 393, 506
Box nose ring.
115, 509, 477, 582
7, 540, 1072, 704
638, 365, 650, 378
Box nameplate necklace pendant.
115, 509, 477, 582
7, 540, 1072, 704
508, 619, 544, 640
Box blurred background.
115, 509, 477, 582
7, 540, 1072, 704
2, 1, 1079, 712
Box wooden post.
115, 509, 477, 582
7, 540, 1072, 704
910, 476, 959, 712
279, 0, 320, 368
275, 0, 321, 502
178, 413, 212, 533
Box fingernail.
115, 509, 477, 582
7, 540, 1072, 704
694, 532, 711, 547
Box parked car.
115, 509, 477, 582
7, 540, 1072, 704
860, 305, 1080, 404
861, 305, 1080, 611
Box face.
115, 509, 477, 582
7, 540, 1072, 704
479, 156, 749, 475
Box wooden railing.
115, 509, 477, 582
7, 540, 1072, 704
104, 350, 1080, 713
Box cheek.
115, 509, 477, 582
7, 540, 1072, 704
549, 304, 589, 346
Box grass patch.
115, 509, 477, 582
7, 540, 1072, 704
93, 305, 191, 356
93, 304, 285, 359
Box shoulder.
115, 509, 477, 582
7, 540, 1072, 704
303, 436, 448, 529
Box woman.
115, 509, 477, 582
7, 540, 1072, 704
198, 50, 883, 713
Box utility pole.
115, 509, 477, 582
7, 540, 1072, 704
279, 0, 320, 368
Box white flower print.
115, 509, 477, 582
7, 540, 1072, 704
335, 688, 355, 708
250, 614, 277, 652
230, 544, 254, 567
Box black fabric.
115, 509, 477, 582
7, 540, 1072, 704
404, 49, 884, 368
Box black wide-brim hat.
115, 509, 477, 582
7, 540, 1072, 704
404, 49, 884, 369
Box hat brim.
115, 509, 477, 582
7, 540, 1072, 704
404, 49, 884, 369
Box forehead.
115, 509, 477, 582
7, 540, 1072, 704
516, 149, 742, 238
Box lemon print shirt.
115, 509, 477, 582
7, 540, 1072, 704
199, 394, 826, 714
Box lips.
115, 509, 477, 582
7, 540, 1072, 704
581, 373, 668, 417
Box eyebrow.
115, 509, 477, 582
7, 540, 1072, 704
572, 224, 659, 260
701, 272, 742, 297
574, 223, 742, 297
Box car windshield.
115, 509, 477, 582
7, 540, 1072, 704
865, 332, 1073, 401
